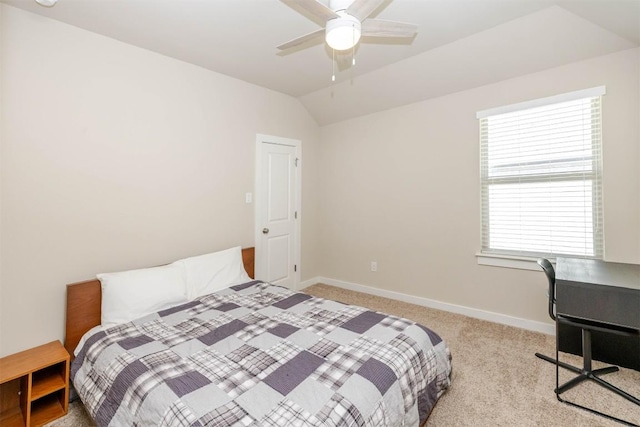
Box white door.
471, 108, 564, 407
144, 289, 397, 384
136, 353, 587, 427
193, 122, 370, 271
255, 135, 301, 289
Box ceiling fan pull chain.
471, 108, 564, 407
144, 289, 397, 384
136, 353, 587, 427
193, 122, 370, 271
352, 23, 356, 66
332, 48, 336, 82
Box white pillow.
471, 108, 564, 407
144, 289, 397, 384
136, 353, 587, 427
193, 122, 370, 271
174, 246, 251, 299
98, 264, 188, 327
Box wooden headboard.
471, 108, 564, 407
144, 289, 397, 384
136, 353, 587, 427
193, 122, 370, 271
64, 247, 255, 357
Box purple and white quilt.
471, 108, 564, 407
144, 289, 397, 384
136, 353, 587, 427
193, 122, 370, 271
72, 281, 452, 426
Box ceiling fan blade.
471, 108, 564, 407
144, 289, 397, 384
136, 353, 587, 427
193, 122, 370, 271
281, 0, 339, 23
277, 28, 325, 50
347, 0, 386, 21
361, 19, 418, 37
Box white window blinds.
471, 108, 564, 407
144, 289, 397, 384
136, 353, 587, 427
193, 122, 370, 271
478, 87, 604, 259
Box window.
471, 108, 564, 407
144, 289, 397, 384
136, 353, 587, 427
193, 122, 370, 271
477, 87, 604, 259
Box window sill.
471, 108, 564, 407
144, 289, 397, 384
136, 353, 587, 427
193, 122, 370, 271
476, 253, 554, 271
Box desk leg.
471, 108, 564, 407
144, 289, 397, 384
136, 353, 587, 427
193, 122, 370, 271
554, 318, 567, 402
582, 329, 591, 372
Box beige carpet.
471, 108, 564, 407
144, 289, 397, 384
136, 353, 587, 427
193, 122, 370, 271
48, 283, 640, 427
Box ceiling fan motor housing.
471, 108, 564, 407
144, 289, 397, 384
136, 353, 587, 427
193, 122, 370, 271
329, 0, 355, 12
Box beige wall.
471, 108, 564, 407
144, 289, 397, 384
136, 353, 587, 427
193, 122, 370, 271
318, 47, 640, 325
0, 5, 320, 357
1, 4, 638, 358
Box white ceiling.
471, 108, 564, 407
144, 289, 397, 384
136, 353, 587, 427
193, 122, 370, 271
3, 0, 639, 125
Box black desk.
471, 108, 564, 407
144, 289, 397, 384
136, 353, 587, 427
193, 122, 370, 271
555, 257, 640, 370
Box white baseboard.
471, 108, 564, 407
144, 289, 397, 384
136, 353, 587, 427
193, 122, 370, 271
298, 277, 319, 291
299, 276, 555, 336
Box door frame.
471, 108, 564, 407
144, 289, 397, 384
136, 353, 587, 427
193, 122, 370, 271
254, 134, 302, 289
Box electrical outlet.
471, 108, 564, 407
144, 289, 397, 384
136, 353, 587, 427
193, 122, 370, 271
245, 192, 252, 204
371, 261, 377, 272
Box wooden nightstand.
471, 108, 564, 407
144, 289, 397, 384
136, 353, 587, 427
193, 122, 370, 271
0, 341, 70, 427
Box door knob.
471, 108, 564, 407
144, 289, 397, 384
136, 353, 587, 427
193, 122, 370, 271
262, 228, 269, 234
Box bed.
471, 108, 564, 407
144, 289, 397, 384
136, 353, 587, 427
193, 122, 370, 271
66, 247, 452, 426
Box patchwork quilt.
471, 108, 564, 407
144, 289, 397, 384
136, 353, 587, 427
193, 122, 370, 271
72, 281, 452, 427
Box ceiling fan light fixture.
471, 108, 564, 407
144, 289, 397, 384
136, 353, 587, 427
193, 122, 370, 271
325, 15, 361, 51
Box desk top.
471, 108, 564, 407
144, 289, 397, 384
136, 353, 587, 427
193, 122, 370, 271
555, 257, 640, 330
555, 257, 640, 291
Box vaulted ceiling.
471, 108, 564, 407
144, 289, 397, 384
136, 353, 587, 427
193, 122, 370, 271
3, 0, 639, 124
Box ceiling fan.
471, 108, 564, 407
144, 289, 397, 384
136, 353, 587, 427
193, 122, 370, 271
277, 0, 418, 52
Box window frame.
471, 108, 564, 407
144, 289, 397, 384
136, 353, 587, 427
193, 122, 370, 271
476, 86, 605, 268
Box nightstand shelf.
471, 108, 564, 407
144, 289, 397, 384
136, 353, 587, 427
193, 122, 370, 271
1, 405, 25, 427
0, 341, 70, 427
30, 393, 66, 426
